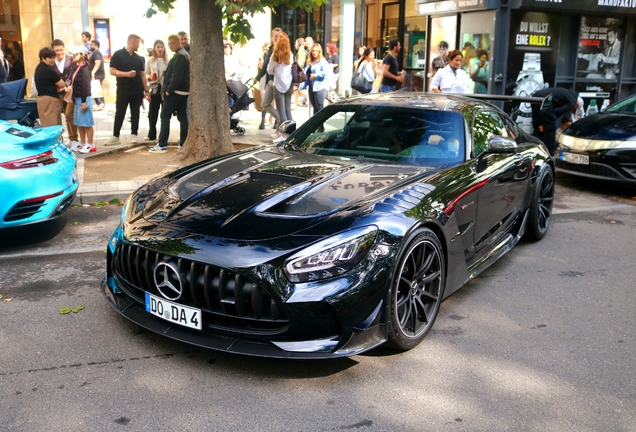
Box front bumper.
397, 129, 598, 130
101, 236, 394, 359
556, 147, 636, 184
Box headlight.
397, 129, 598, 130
559, 134, 636, 150
284, 226, 378, 283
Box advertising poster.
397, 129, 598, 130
576, 16, 623, 80
506, 11, 560, 133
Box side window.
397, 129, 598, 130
501, 114, 519, 141
472, 111, 507, 157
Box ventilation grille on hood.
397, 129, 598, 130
370, 183, 434, 213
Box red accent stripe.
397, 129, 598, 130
443, 179, 489, 215
20, 191, 64, 204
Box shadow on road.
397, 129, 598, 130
0, 214, 68, 251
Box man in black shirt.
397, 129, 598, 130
149, 34, 190, 153
178, 31, 190, 54
89, 40, 105, 110
380, 39, 404, 92
531, 87, 579, 156
104, 34, 149, 145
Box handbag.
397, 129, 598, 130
64, 64, 83, 104
351, 62, 372, 94
253, 87, 263, 112
292, 61, 307, 84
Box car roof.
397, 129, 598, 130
340, 92, 499, 115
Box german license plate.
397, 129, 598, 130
145, 292, 201, 330
561, 152, 589, 165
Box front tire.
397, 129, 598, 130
386, 229, 446, 351
525, 164, 554, 241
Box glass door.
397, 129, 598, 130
380, 2, 399, 60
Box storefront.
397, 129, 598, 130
505, 0, 636, 130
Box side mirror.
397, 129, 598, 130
281, 120, 296, 135
487, 135, 517, 153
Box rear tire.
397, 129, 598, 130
386, 228, 445, 351
525, 164, 554, 241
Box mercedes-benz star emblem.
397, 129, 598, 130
153, 262, 183, 301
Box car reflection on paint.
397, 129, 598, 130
102, 93, 554, 358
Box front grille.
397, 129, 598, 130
113, 243, 288, 334
4, 199, 46, 222
556, 160, 620, 179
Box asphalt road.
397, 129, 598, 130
0, 177, 635, 431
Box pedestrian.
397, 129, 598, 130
353, 45, 366, 72
52, 39, 79, 148
178, 31, 190, 53
0, 50, 8, 83
531, 87, 579, 156
255, 27, 282, 132
431, 41, 449, 74
145, 39, 167, 142
380, 39, 404, 92
355, 47, 376, 93
149, 34, 190, 153
34, 47, 65, 127
224, 42, 239, 80
293, 37, 308, 109
430, 49, 468, 94
300, 43, 330, 115
8, 47, 24, 81
104, 34, 149, 146
267, 32, 294, 140
326, 42, 339, 91
68, 46, 95, 153
470, 49, 489, 94
81, 31, 91, 51
89, 39, 105, 110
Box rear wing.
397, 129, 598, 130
465, 93, 552, 112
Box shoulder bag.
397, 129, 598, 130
351, 61, 372, 94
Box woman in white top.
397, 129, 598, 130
430, 49, 468, 94
267, 32, 294, 127
357, 47, 376, 93
145, 40, 168, 141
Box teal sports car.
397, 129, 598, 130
0, 121, 78, 230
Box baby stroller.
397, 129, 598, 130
0, 78, 39, 127
227, 78, 256, 135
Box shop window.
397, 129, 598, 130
0, 0, 25, 82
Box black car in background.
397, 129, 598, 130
102, 93, 554, 358
557, 93, 636, 184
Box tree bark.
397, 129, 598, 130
177, 0, 234, 165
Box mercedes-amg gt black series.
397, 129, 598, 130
557, 93, 636, 184
102, 93, 555, 358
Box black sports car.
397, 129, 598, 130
556, 93, 636, 184
102, 93, 555, 358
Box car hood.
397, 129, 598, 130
564, 112, 636, 141
136, 149, 428, 240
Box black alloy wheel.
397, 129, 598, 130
387, 229, 445, 351
525, 164, 554, 241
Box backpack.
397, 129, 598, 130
292, 61, 307, 84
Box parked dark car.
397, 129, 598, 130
102, 93, 554, 358
556, 94, 636, 184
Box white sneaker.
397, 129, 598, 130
131, 134, 139, 144
79, 143, 96, 154
71, 141, 84, 152
270, 131, 280, 139
104, 136, 121, 146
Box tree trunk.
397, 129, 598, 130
177, 0, 234, 165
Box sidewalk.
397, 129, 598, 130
75, 102, 312, 204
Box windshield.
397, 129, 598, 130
606, 94, 636, 114
286, 105, 466, 168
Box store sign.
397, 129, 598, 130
520, 0, 636, 13
416, 0, 485, 14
